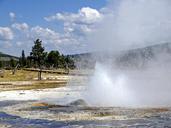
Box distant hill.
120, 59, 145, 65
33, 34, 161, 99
114, 42, 171, 68
70, 42, 171, 69
0, 52, 19, 61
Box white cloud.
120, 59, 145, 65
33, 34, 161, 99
30, 26, 61, 43
1, 7, 103, 54
16, 41, 23, 46
9, 12, 16, 20
45, 7, 102, 36
29, 26, 77, 46
79, 7, 102, 24
0, 27, 14, 40
26, 26, 81, 54
45, 7, 101, 24
12, 23, 29, 31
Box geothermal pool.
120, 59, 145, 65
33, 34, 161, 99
0, 83, 171, 127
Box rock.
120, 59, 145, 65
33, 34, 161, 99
68, 99, 88, 106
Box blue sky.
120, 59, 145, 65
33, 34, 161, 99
0, 0, 108, 56
2, 0, 170, 57
0, 0, 107, 26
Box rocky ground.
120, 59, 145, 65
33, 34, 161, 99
0, 85, 171, 128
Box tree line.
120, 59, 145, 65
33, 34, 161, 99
19, 39, 75, 70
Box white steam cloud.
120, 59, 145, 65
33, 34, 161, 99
81, 0, 171, 107
87, 0, 171, 52
84, 61, 171, 107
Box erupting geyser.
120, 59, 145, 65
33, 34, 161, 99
82, 0, 171, 107
84, 61, 171, 107
84, 63, 136, 107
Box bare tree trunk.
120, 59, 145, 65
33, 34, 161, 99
40, 69, 42, 80
12, 63, 19, 75
38, 69, 42, 80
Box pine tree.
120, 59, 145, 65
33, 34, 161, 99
30, 39, 46, 80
